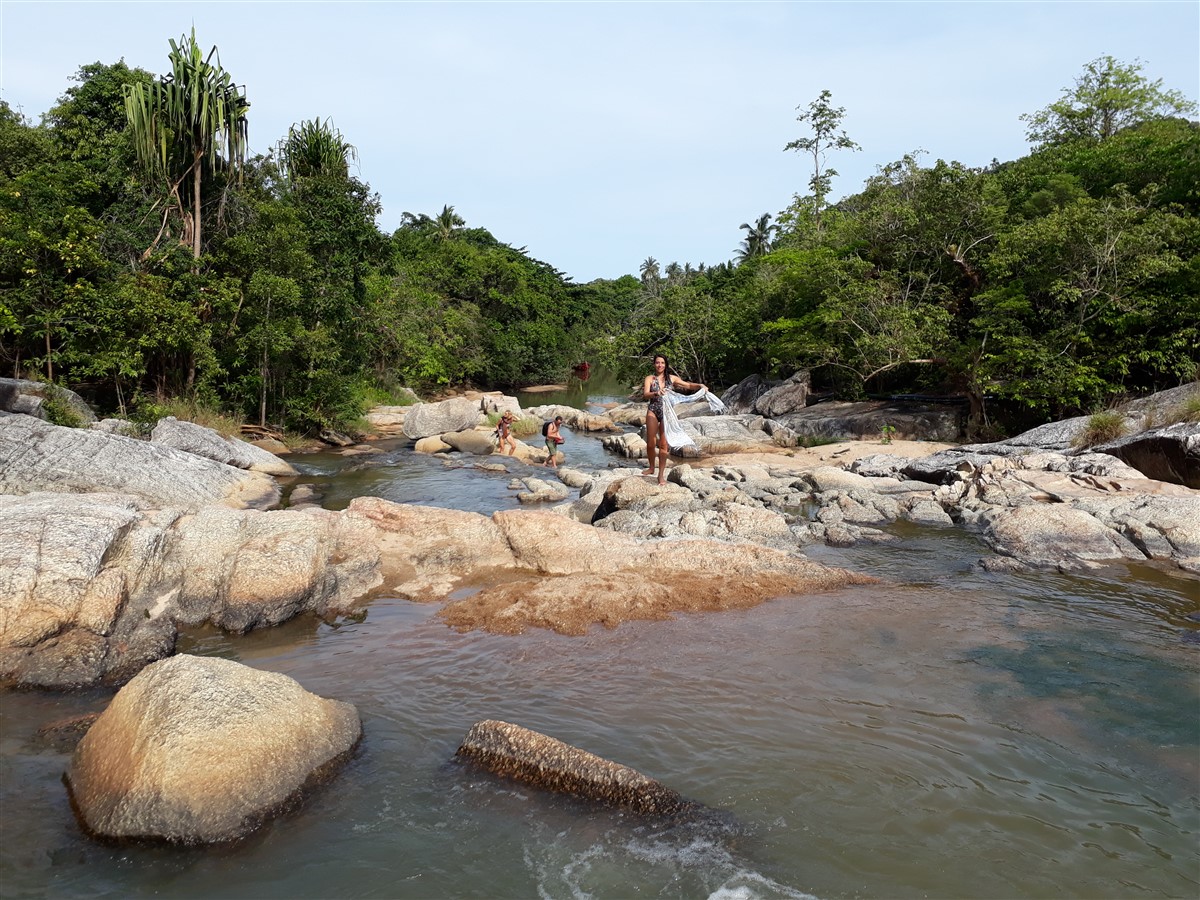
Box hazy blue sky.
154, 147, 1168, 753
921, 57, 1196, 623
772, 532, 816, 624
2, 1, 1197, 282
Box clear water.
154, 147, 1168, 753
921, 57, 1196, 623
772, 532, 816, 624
2, 380, 1198, 900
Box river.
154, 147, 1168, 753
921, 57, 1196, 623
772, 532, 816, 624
1, 379, 1197, 899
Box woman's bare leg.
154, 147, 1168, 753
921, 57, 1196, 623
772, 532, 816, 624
642, 413, 659, 476
657, 437, 669, 484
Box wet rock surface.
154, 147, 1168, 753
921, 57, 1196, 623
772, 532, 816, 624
456, 719, 698, 817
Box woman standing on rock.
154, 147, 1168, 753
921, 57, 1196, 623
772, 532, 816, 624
642, 354, 706, 485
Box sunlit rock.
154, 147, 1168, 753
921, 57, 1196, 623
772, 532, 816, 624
67, 655, 360, 843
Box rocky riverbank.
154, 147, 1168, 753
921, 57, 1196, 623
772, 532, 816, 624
2, 376, 1196, 843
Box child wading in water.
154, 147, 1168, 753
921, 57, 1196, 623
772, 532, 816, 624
497, 411, 517, 456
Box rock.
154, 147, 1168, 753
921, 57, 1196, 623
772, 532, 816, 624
0, 415, 279, 511
402, 398, 483, 440
414, 435, 452, 454
0, 493, 381, 688
151, 417, 298, 476
440, 509, 875, 635
167, 506, 381, 633
980, 505, 1143, 568
601, 432, 647, 459
456, 719, 697, 817
363, 406, 409, 432
848, 454, 909, 478
720, 374, 781, 415
904, 499, 954, 526
475, 393, 523, 418
318, 429, 355, 447
66, 655, 360, 843
441, 429, 496, 456
803, 466, 878, 494
1095, 423, 1199, 488
0, 378, 96, 424
774, 399, 965, 443
249, 437, 291, 455
516, 477, 570, 504
753, 370, 811, 417
91, 418, 141, 437
523, 404, 623, 433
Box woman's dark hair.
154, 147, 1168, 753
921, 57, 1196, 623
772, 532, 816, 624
652, 353, 677, 382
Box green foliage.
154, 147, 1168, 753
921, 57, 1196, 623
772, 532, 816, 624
880, 423, 896, 444
1021, 56, 1197, 147
1075, 411, 1127, 448
40, 387, 86, 428
1163, 394, 1200, 424
8, 49, 1196, 444
123, 28, 250, 260
278, 117, 357, 181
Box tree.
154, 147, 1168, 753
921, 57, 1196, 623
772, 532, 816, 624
1021, 56, 1197, 148
639, 256, 661, 294
433, 204, 465, 241
784, 89, 860, 232
277, 117, 357, 181
123, 29, 250, 261
736, 212, 778, 261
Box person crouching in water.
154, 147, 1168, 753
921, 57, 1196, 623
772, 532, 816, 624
642, 353, 706, 485
544, 416, 564, 468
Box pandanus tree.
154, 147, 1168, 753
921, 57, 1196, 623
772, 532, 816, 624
123, 29, 250, 261
278, 117, 358, 181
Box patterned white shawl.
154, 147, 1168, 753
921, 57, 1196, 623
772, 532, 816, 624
659, 387, 726, 451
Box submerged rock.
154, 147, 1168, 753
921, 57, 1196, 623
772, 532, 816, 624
456, 719, 697, 817
66, 655, 360, 844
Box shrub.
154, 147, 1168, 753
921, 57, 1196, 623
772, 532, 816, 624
131, 397, 244, 438
40, 388, 86, 428
1162, 394, 1200, 425
1075, 411, 1127, 448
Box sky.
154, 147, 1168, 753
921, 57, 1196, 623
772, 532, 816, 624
1, 1, 1197, 283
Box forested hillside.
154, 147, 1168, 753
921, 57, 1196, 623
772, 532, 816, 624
2, 37, 1196, 437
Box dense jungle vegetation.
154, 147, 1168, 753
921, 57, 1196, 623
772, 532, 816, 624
1, 35, 1197, 437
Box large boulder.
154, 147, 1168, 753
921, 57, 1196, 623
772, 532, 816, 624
774, 400, 965, 443
0, 378, 96, 424
1094, 423, 1200, 488
402, 398, 482, 440
66, 655, 361, 843
151, 417, 297, 476
753, 371, 811, 417
720, 374, 780, 415
0, 493, 381, 688
441, 429, 496, 456
0, 415, 279, 511
457, 720, 696, 817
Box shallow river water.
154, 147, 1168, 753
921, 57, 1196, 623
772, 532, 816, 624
1, 385, 1197, 899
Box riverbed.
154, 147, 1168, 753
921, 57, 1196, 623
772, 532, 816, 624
1, 384, 1197, 899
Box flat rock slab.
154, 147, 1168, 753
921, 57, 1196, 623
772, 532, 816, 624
456, 719, 697, 817
0, 415, 279, 511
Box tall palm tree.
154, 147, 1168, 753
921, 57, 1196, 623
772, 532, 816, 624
124, 28, 250, 261
639, 256, 661, 294
278, 117, 357, 181
433, 204, 465, 241
736, 213, 778, 262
